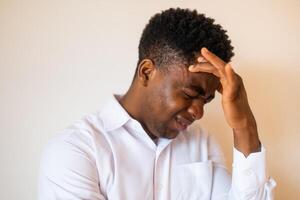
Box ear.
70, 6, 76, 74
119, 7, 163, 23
137, 59, 156, 86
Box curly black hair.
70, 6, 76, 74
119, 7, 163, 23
136, 8, 234, 74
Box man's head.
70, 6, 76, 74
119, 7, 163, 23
125, 8, 234, 139
136, 8, 234, 76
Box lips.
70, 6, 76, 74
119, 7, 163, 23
175, 116, 193, 131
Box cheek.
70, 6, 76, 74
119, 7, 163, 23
159, 89, 188, 118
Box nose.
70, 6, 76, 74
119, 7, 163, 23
187, 99, 204, 120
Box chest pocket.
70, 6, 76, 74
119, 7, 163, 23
172, 160, 213, 200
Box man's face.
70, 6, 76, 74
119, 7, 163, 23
141, 63, 220, 139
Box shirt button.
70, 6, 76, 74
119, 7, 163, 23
244, 169, 253, 176
157, 184, 163, 191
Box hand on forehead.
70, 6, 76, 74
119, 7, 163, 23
189, 47, 231, 79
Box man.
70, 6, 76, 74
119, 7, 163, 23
38, 8, 276, 199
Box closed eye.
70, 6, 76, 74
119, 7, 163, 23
183, 92, 198, 99
182, 88, 199, 99
182, 88, 215, 103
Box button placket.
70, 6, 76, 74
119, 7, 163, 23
154, 152, 160, 199
154, 143, 166, 199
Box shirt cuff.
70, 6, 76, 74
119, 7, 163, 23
232, 145, 267, 190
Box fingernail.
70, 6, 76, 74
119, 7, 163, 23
202, 47, 208, 53
197, 56, 206, 63
189, 65, 194, 70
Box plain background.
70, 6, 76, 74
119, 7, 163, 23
0, 0, 299, 199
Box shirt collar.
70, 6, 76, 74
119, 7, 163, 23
98, 94, 173, 150
98, 94, 131, 132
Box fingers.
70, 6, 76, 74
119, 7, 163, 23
197, 56, 207, 63
189, 47, 236, 81
189, 62, 230, 80
224, 63, 236, 83
201, 47, 226, 69
202, 48, 228, 77
189, 63, 221, 77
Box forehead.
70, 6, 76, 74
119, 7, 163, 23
165, 65, 220, 92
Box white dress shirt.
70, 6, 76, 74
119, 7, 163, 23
38, 95, 276, 200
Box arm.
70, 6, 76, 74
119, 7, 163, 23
209, 140, 276, 200
190, 47, 276, 199
190, 47, 259, 156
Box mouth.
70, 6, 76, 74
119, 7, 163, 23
175, 116, 193, 131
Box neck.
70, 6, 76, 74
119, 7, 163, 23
119, 86, 142, 121
119, 84, 158, 140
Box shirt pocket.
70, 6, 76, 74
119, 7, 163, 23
172, 160, 213, 200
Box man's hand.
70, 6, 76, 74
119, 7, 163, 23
189, 47, 260, 157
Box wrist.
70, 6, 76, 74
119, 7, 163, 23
233, 123, 261, 157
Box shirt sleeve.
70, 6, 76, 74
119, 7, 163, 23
38, 132, 106, 200
229, 146, 276, 199
208, 134, 276, 200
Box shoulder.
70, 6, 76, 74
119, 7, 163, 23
38, 113, 107, 199
40, 112, 110, 173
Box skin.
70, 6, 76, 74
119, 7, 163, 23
189, 48, 260, 156
120, 47, 260, 157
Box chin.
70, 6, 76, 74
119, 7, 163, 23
161, 130, 180, 139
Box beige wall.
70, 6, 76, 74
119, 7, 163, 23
0, 0, 299, 199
